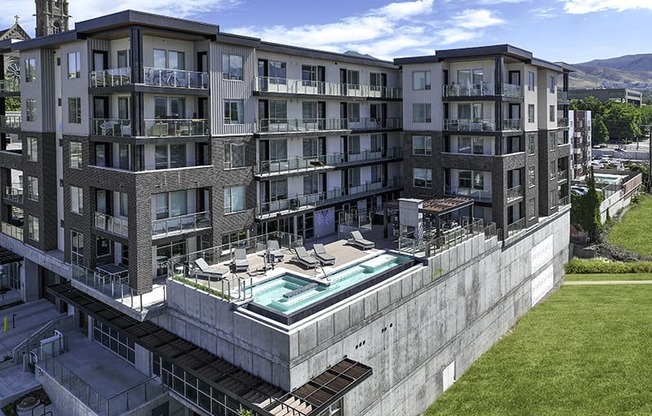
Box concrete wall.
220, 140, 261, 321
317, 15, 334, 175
37, 366, 97, 416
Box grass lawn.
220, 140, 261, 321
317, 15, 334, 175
607, 195, 652, 257
565, 273, 652, 281
425, 285, 652, 416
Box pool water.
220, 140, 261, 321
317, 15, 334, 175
249, 253, 410, 314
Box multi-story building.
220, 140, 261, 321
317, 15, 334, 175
0, 8, 572, 416
396, 45, 571, 236
569, 110, 592, 179
568, 87, 643, 107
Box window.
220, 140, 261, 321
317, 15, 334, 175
528, 198, 536, 220
26, 99, 36, 121
70, 230, 83, 265
26, 137, 38, 162
269, 100, 287, 123
347, 103, 360, 122
528, 166, 536, 187
548, 75, 556, 93
549, 161, 557, 180
155, 144, 186, 169
550, 190, 557, 208
27, 216, 39, 242
548, 132, 556, 151
473, 137, 484, 154
120, 193, 128, 217
458, 103, 483, 121
413, 168, 432, 188
224, 143, 245, 169
528, 104, 535, 123
270, 139, 287, 161
70, 142, 82, 168
412, 103, 431, 123
224, 100, 244, 124
527, 133, 536, 155
118, 97, 129, 120
302, 102, 318, 123
459, 171, 485, 190
303, 138, 319, 158
457, 69, 483, 85
96, 236, 112, 257
67, 51, 80, 79
302, 65, 317, 85
349, 168, 361, 187
270, 178, 287, 200
346, 70, 360, 89
24, 58, 36, 82
168, 51, 185, 70
68, 98, 81, 123
303, 174, 319, 195
527, 71, 535, 91
71, 186, 83, 214
549, 105, 555, 123
117, 50, 130, 68
370, 72, 383, 91
27, 176, 39, 201
370, 134, 383, 153
412, 71, 431, 90
224, 186, 245, 214
222, 54, 243, 80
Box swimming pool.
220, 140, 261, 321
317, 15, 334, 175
246, 253, 414, 324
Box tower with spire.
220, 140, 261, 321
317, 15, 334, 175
35, 0, 70, 37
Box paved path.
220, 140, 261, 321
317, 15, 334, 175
563, 280, 652, 285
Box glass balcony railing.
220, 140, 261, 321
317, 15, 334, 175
152, 211, 211, 238
144, 119, 209, 137
94, 212, 128, 238
254, 77, 401, 99
91, 119, 132, 137
0, 115, 21, 130
89, 67, 131, 87
4, 187, 23, 204
557, 170, 568, 181
557, 91, 569, 101
347, 117, 402, 131
1, 221, 23, 241
143, 67, 208, 89
506, 185, 523, 201
502, 119, 522, 131
442, 82, 522, 98
256, 118, 346, 133
502, 83, 523, 98
506, 217, 526, 237
445, 185, 492, 202
444, 118, 495, 132
557, 117, 569, 128
0, 79, 20, 93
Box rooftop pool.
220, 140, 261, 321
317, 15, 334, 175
244, 252, 415, 325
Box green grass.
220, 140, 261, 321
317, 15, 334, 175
565, 273, 652, 281
607, 195, 652, 257
425, 285, 652, 416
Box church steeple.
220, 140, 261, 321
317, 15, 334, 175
35, 0, 70, 37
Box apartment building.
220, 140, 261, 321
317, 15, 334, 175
569, 109, 592, 179
396, 45, 571, 236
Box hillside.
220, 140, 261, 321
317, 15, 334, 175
569, 53, 652, 91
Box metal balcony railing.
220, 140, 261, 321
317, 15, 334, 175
506, 185, 523, 201
347, 117, 402, 131
559, 195, 570, 206
152, 211, 211, 238
89, 67, 131, 87
444, 118, 495, 132
143, 67, 208, 89
254, 76, 401, 98
94, 212, 128, 238
442, 82, 522, 98
4, 187, 23, 204
0, 79, 20, 93
445, 185, 492, 202
1, 221, 23, 241
144, 119, 209, 137
0, 115, 21, 129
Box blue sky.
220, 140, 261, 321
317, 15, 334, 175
2, 0, 652, 63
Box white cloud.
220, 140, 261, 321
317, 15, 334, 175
437, 27, 482, 45
374, 0, 435, 20
477, 0, 528, 4
532, 7, 557, 18
452, 9, 505, 29
563, 0, 652, 14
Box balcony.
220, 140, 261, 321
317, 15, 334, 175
557, 170, 568, 182
557, 91, 569, 102
503, 118, 522, 131
89, 67, 209, 89
506, 217, 526, 237
152, 211, 211, 239
4, 187, 23, 204
254, 77, 401, 99
444, 118, 495, 132
89, 67, 131, 87
349, 180, 384, 195
1, 221, 23, 241
502, 83, 523, 98
256, 118, 347, 134
557, 117, 569, 128
0, 79, 19, 93
0, 115, 21, 130
445, 186, 492, 202
506, 185, 523, 201
91, 118, 131, 137
347, 117, 402, 131
256, 193, 321, 217
144, 119, 209, 137
442, 82, 522, 98
94, 212, 128, 238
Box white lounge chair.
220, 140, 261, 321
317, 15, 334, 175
294, 246, 318, 269
232, 248, 249, 272
349, 230, 375, 250
267, 240, 284, 262
194, 258, 230, 279
313, 243, 335, 265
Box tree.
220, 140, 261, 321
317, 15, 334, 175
602, 101, 642, 142
570, 167, 603, 242
570, 96, 604, 115
592, 114, 610, 144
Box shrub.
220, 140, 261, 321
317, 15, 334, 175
172, 275, 230, 300
565, 258, 652, 274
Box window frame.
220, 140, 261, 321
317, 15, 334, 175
26, 99, 36, 122
222, 54, 244, 81
27, 176, 39, 201
412, 70, 431, 90
224, 99, 244, 124
70, 142, 82, 169
67, 51, 81, 79
224, 185, 246, 214
26, 137, 38, 162
68, 97, 82, 124
71, 186, 84, 214
412, 103, 432, 123
527, 71, 535, 91
24, 58, 36, 82
413, 167, 432, 188
224, 142, 245, 169
27, 215, 39, 242
528, 104, 535, 123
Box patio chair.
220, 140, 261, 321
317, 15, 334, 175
294, 246, 319, 269
267, 240, 284, 262
232, 248, 249, 272
349, 230, 375, 250
194, 258, 230, 279
313, 243, 335, 266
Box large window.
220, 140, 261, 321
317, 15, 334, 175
27, 216, 39, 242
528, 104, 535, 123
154, 49, 185, 70
459, 171, 484, 190
549, 105, 555, 123
155, 191, 188, 219
224, 142, 245, 169
224, 186, 246, 214
413, 168, 432, 188
412, 103, 431, 123
27, 176, 39, 201
458, 103, 483, 120
303, 174, 319, 195
412, 71, 431, 90
70, 142, 82, 168
268, 60, 286, 83
413, 136, 432, 155
548, 75, 556, 93
68, 98, 82, 123
71, 230, 84, 265
302, 65, 317, 85
459, 137, 484, 154
71, 186, 83, 214
527, 71, 535, 91
93, 319, 135, 364
26, 99, 36, 121
347, 102, 360, 122
24, 58, 36, 82
222, 54, 243, 80
457, 69, 483, 85
224, 100, 243, 124
67, 51, 80, 79
270, 139, 287, 161
26, 137, 38, 162
549, 161, 557, 180
155, 144, 186, 169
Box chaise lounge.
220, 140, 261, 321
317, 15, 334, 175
232, 248, 249, 272
267, 240, 284, 263
294, 246, 319, 269
348, 230, 375, 250
313, 243, 335, 265
194, 258, 230, 279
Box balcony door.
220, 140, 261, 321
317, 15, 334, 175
92, 51, 108, 71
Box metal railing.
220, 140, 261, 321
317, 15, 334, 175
0, 79, 20, 93
445, 185, 492, 202
444, 118, 495, 132
253, 76, 401, 98
94, 212, 128, 238
1, 221, 23, 241
559, 195, 570, 206
152, 211, 211, 238
4, 186, 23, 204
347, 117, 402, 130
89, 68, 131, 87
506, 217, 526, 237
144, 67, 208, 89
506, 185, 523, 201
91, 118, 132, 137
144, 119, 209, 137
13, 315, 74, 364
0, 115, 21, 129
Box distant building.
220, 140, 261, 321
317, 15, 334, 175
35, 0, 70, 37
569, 110, 592, 179
568, 88, 642, 107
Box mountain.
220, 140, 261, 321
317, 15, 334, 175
568, 53, 652, 91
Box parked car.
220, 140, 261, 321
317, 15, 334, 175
571, 186, 589, 196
